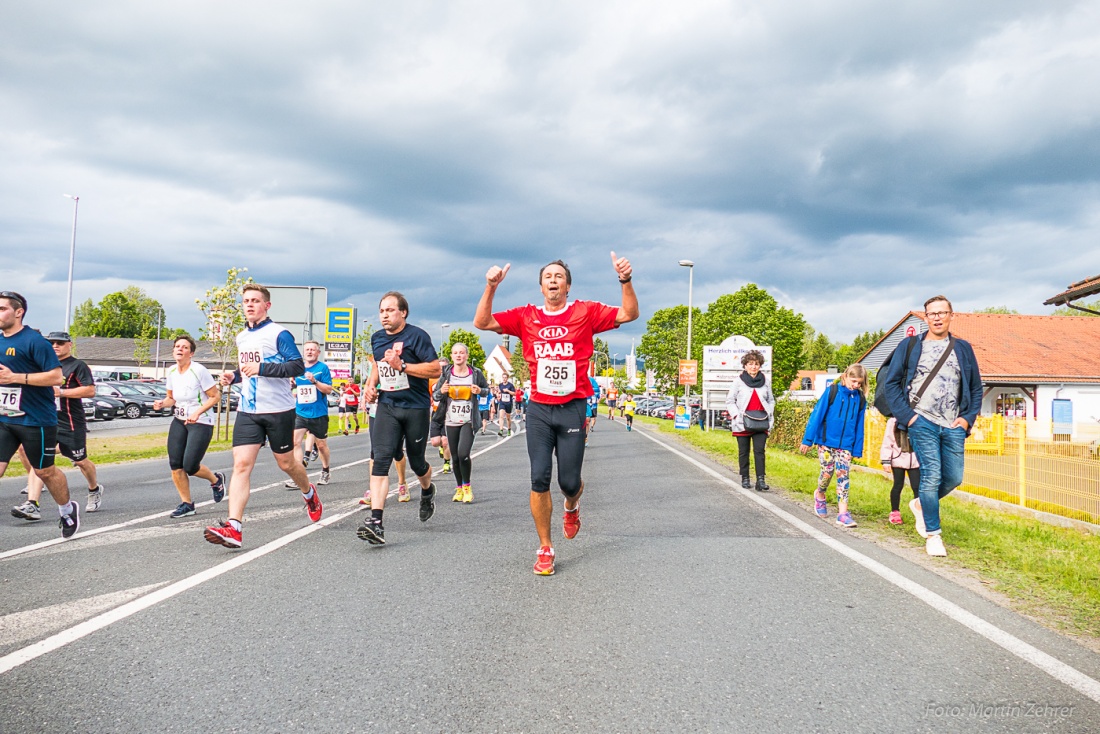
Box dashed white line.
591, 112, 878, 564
0, 437, 511, 675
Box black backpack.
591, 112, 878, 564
872, 337, 917, 417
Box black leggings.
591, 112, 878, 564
736, 432, 767, 478
890, 466, 921, 511
370, 403, 429, 477
167, 420, 213, 475
444, 423, 475, 486
525, 399, 586, 496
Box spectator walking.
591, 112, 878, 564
880, 416, 920, 525
800, 365, 868, 528
880, 295, 982, 557
724, 350, 775, 491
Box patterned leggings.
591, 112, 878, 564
816, 447, 852, 503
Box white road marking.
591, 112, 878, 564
0, 438, 508, 675
0, 459, 372, 562
0, 583, 169, 648
634, 427, 1100, 705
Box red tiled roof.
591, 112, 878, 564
941, 313, 1100, 383
1044, 273, 1100, 306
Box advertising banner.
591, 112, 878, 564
324, 307, 355, 387
678, 360, 698, 386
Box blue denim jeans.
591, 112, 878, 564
907, 415, 967, 535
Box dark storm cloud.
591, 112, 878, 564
2, 0, 1099, 353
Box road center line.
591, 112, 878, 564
0, 436, 511, 675
634, 426, 1100, 705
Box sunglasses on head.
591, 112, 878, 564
0, 291, 27, 312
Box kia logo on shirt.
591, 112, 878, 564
538, 326, 569, 340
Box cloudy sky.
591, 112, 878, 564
3, 1, 1098, 358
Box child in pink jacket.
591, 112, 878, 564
881, 417, 920, 525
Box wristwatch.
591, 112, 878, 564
400, 360, 407, 373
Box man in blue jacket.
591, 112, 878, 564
881, 295, 982, 558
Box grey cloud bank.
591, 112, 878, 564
2, 0, 1097, 356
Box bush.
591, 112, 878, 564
770, 398, 813, 450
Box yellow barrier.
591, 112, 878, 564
863, 413, 1100, 524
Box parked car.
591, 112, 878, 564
95, 383, 155, 419
84, 395, 126, 421
126, 382, 168, 399
107, 381, 173, 416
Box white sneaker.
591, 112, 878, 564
926, 534, 947, 557
909, 498, 927, 538
86, 485, 104, 513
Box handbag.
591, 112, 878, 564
743, 409, 769, 433
894, 425, 912, 453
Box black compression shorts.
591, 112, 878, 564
233, 410, 296, 454
0, 423, 58, 470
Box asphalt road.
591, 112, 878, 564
2, 416, 1099, 732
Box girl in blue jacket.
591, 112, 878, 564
800, 364, 868, 528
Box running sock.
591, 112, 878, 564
371, 509, 383, 522
303, 486, 315, 500
229, 519, 243, 532
322, 466, 329, 472
59, 501, 76, 517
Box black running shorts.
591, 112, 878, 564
295, 414, 329, 439
233, 409, 296, 453
524, 399, 586, 496
0, 423, 58, 469
57, 426, 88, 462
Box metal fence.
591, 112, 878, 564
862, 413, 1100, 524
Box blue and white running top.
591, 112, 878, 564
234, 319, 304, 414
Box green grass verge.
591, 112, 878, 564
637, 415, 1100, 640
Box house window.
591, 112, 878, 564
800, 377, 812, 390
994, 392, 1027, 418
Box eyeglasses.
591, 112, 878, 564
926, 311, 952, 320
0, 291, 27, 311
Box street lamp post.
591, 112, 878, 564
679, 260, 694, 405
440, 323, 450, 356
154, 308, 164, 379
63, 194, 80, 331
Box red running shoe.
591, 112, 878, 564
304, 484, 323, 523
563, 507, 581, 540
533, 545, 555, 576
204, 520, 242, 548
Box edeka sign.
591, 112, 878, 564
324, 307, 355, 387
678, 360, 698, 386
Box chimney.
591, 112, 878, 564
502, 335, 511, 351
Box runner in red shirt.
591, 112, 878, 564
474, 253, 638, 576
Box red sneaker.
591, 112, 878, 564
304, 484, 323, 523
563, 507, 581, 540
533, 546, 555, 576
204, 521, 242, 548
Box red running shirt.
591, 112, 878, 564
494, 300, 619, 405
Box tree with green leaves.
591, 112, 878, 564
696, 284, 807, 389
354, 322, 374, 384
1053, 298, 1100, 317
974, 306, 1019, 314
508, 340, 530, 385
802, 331, 836, 371
133, 335, 151, 373
70, 287, 173, 338
196, 267, 254, 439
441, 328, 488, 371
638, 305, 696, 397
